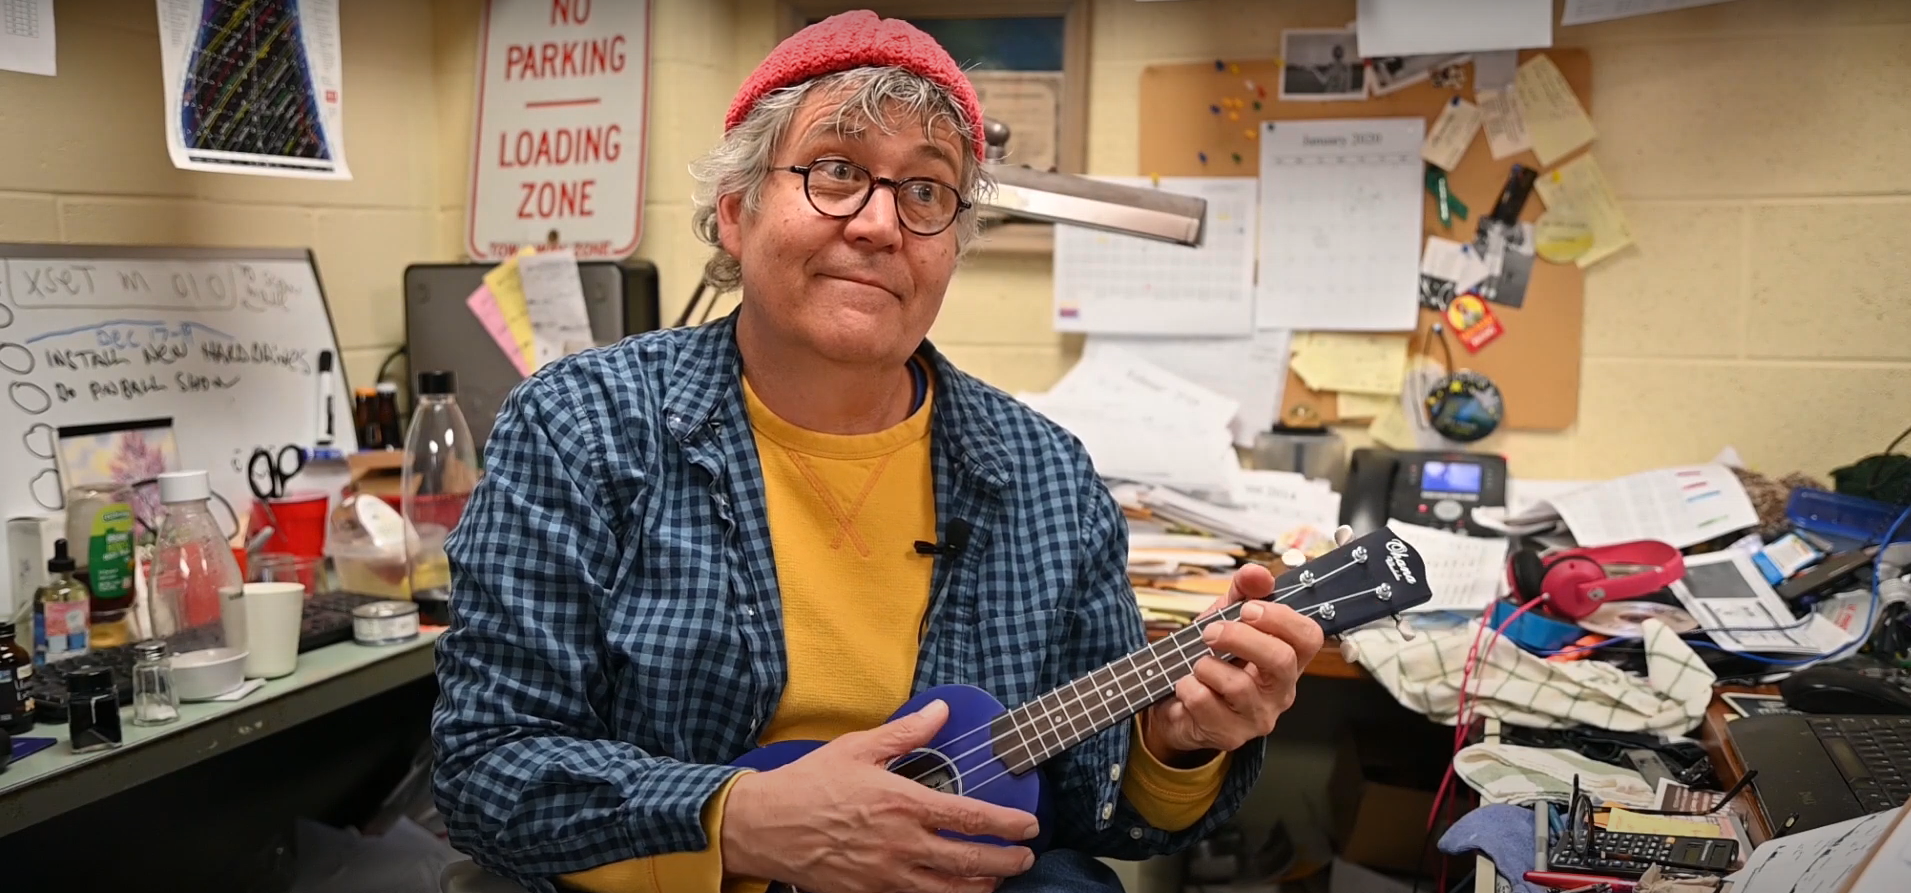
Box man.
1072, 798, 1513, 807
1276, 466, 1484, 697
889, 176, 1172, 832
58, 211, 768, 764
431, 12, 1326, 893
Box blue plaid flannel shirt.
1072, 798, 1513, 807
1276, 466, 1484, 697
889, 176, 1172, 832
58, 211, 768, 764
430, 316, 1266, 889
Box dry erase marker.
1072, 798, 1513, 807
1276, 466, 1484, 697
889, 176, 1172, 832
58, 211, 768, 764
316, 350, 336, 447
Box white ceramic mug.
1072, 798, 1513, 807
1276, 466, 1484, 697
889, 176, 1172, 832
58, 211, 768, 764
241, 581, 304, 678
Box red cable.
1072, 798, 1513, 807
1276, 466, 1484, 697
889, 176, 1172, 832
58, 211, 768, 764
1426, 597, 1549, 834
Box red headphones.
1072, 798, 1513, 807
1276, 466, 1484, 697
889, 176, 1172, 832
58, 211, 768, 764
1506, 540, 1686, 621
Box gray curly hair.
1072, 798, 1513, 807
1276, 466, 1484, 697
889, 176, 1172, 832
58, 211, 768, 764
689, 66, 992, 294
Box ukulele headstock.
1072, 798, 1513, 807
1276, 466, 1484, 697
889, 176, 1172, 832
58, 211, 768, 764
1269, 527, 1432, 635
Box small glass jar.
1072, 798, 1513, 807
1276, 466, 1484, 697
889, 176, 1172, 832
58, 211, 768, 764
130, 639, 179, 727
66, 666, 122, 753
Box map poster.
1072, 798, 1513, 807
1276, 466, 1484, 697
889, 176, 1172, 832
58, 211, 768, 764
155, 0, 351, 179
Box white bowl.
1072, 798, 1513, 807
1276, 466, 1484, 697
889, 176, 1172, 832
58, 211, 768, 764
173, 647, 249, 700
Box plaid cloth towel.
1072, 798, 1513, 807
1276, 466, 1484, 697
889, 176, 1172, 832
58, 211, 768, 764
1452, 742, 1659, 809
1340, 618, 1715, 737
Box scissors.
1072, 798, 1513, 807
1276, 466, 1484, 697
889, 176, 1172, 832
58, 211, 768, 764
248, 445, 305, 501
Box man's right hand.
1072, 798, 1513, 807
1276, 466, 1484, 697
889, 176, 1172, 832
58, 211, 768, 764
719, 699, 1041, 893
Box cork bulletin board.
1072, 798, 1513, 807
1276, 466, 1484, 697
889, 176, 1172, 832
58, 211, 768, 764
1137, 49, 1592, 431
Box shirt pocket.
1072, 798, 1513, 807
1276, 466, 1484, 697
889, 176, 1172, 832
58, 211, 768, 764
970, 606, 1074, 709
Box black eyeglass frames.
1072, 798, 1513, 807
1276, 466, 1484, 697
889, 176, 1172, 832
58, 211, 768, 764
783, 159, 970, 236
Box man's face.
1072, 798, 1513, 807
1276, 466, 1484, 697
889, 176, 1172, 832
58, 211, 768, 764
718, 90, 966, 367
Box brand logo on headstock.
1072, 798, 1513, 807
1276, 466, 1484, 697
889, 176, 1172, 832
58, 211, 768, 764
1383, 538, 1418, 585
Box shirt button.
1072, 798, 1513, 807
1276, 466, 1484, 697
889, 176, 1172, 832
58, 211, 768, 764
1100, 802, 1114, 821
1129, 827, 1144, 839
742, 605, 756, 617
1109, 763, 1123, 781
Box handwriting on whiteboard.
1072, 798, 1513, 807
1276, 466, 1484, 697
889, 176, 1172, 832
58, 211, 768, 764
3, 260, 302, 312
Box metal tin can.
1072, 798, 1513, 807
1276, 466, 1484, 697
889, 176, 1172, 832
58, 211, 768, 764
352, 600, 421, 646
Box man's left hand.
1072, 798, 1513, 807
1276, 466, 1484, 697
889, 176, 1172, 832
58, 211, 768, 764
1140, 528, 1351, 765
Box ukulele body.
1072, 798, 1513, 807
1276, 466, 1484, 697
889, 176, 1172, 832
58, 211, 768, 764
730, 683, 1050, 850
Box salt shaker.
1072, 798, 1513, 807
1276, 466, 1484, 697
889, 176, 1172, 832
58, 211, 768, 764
130, 639, 179, 727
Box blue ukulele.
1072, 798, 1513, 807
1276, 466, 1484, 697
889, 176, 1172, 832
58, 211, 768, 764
730, 528, 1433, 862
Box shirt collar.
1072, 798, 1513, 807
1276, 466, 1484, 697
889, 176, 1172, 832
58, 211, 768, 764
661, 314, 1010, 492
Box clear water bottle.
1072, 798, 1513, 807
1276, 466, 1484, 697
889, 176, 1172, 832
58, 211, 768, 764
402, 371, 476, 625
148, 470, 246, 656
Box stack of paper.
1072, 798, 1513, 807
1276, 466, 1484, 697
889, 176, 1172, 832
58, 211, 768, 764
1131, 470, 1342, 556
466, 247, 597, 378
1535, 463, 1759, 549
1385, 520, 1509, 613
1020, 347, 1245, 499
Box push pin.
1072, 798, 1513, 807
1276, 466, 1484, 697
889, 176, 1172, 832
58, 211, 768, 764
1244, 128, 1257, 140
1210, 103, 1221, 115
1214, 59, 1225, 71
1198, 151, 1209, 164
1227, 62, 1240, 74
1231, 152, 1242, 164
1228, 111, 1239, 121
1253, 100, 1263, 111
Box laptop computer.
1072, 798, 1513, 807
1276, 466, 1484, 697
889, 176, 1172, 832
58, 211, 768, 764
1726, 714, 1911, 834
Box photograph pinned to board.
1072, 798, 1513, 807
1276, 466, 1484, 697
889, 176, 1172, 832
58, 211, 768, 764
1472, 164, 1541, 308
1368, 52, 1470, 96
1279, 28, 1365, 101
155, 0, 351, 179
1419, 235, 1490, 311
1472, 220, 1537, 309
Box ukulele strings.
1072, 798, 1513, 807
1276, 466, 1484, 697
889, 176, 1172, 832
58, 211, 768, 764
899, 561, 1353, 773
926, 584, 1388, 797
938, 587, 1388, 798
908, 556, 1368, 779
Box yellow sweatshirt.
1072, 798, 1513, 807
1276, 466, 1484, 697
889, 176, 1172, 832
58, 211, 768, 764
560, 364, 1226, 892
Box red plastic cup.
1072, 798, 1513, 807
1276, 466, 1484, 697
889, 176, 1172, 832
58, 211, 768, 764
249, 491, 331, 559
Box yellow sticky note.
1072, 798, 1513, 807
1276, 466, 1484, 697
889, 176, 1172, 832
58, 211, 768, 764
1605, 808, 1729, 839
1337, 392, 1396, 419
1288, 333, 1410, 395
1533, 154, 1633, 268
1368, 401, 1414, 449
482, 247, 539, 369
1513, 55, 1595, 166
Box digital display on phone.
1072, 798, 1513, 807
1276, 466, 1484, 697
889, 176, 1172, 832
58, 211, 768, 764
1422, 461, 1482, 494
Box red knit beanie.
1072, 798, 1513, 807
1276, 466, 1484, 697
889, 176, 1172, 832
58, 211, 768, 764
725, 10, 986, 162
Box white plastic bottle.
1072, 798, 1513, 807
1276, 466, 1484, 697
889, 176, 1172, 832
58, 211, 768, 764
148, 470, 247, 656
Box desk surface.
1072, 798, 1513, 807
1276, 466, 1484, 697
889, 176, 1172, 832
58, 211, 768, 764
0, 632, 439, 837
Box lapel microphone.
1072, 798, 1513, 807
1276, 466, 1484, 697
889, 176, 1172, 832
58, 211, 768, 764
914, 519, 973, 558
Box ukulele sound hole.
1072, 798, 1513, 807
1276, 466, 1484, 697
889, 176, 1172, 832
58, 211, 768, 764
889, 748, 961, 795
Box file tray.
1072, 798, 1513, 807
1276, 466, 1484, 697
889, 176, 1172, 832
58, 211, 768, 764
1787, 489, 1911, 551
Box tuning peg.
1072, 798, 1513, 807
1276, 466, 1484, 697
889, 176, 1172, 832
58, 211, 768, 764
1394, 616, 1416, 640
1281, 548, 1307, 567
1333, 525, 1354, 546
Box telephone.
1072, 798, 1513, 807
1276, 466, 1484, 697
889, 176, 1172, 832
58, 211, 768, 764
1341, 448, 1508, 537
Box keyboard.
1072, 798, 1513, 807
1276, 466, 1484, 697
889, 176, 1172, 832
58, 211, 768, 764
1810, 715, 1911, 812
22, 592, 394, 723
1729, 713, 1911, 834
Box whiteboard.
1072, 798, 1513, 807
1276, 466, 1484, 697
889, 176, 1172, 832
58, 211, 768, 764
0, 245, 355, 531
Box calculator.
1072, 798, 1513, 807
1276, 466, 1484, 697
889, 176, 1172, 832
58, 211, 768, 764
1549, 831, 1739, 878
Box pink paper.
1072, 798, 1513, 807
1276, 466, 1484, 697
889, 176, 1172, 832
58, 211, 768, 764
466, 284, 531, 376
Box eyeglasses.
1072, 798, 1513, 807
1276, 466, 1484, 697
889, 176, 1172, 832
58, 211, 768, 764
783, 159, 971, 236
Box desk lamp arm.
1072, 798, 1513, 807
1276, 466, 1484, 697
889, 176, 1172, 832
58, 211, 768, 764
976, 117, 1209, 248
